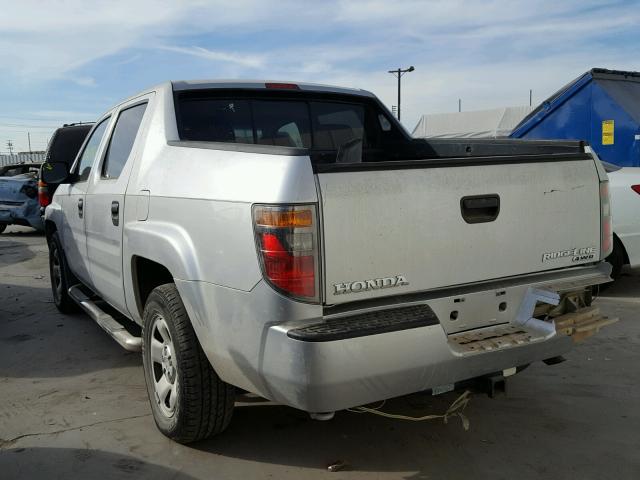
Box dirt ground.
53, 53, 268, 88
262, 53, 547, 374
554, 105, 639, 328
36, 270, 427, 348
1, 225, 639, 480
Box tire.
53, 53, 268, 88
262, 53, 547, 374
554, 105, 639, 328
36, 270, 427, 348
0, 224, 6, 234
606, 237, 626, 280
606, 237, 625, 285
48, 231, 80, 313
142, 284, 235, 443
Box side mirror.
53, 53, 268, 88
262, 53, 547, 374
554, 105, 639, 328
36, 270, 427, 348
41, 162, 70, 184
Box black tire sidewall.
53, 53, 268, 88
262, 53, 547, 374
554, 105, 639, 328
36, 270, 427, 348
142, 293, 182, 436
49, 232, 66, 308
0, 224, 6, 234
606, 238, 625, 280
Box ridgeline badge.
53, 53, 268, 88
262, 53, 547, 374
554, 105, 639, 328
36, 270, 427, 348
542, 247, 596, 263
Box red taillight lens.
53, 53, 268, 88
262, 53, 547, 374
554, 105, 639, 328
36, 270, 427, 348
265, 82, 299, 90
38, 180, 50, 207
632, 185, 640, 195
260, 233, 315, 297
253, 205, 319, 302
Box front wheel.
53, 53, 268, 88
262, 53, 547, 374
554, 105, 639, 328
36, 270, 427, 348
48, 231, 80, 313
0, 223, 6, 234
142, 284, 235, 443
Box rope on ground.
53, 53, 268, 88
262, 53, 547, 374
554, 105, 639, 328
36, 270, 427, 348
346, 390, 471, 430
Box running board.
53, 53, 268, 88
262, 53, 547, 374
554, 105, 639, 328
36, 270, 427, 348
68, 285, 142, 352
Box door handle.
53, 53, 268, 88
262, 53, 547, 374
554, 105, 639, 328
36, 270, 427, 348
77, 198, 83, 218
111, 201, 120, 226
460, 194, 500, 224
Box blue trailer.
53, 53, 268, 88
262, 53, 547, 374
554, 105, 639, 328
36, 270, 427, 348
511, 68, 640, 167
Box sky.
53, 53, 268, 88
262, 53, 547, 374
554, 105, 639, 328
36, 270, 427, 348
0, 0, 639, 153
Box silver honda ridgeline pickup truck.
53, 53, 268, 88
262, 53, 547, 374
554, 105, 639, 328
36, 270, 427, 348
42, 80, 615, 443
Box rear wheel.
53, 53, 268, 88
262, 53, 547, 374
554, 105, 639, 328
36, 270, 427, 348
142, 284, 235, 443
606, 237, 626, 280
48, 231, 80, 313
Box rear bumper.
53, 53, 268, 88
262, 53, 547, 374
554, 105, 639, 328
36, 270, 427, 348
0, 199, 44, 230
177, 262, 611, 413
261, 321, 573, 412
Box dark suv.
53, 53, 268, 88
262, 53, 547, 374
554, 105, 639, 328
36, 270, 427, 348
39, 123, 94, 208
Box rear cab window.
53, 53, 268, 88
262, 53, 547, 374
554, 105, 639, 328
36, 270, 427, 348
174, 89, 405, 164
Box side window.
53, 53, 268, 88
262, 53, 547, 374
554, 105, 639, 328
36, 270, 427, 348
74, 118, 110, 182
102, 102, 148, 179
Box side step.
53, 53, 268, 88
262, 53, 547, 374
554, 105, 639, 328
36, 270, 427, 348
68, 285, 142, 352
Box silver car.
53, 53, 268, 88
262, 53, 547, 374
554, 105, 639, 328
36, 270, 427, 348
43, 80, 615, 443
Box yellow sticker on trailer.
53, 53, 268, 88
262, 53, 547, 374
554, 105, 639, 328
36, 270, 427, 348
602, 120, 614, 145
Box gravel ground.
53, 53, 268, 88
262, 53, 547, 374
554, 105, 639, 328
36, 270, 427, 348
1, 225, 639, 480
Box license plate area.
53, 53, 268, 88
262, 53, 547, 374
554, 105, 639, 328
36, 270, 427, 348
427, 285, 530, 334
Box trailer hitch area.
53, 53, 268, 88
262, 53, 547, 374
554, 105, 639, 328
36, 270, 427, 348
527, 288, 618, 343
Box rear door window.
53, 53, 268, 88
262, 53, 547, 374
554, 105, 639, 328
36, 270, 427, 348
102, 102, 148, 179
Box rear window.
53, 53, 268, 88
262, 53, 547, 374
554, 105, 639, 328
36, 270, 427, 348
175, 90, 402, 163
47, 125, 93, 166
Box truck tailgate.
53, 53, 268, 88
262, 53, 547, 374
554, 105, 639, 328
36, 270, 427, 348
318, 157, 601, 304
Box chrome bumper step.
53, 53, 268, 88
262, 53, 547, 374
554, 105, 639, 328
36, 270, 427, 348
448, 305, 618, 355
68, 285, 142, 352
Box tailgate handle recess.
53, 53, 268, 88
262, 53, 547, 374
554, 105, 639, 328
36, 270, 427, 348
460, 194, 500, 224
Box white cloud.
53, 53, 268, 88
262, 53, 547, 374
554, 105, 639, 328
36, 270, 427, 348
158, 46, 265, 68
0, 0, 638, 147
72, 76, 96, 87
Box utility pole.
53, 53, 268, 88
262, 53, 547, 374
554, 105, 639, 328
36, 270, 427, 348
27, 132, 32, 153
529, 89, 533, 107
387, 66, 415, 121
458, 99, 462, 113
7, 140, 14, 155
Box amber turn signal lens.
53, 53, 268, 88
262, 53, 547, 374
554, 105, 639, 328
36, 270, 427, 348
255, 209, 313, 228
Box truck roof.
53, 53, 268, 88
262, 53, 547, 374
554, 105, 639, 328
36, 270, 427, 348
104, 80, 376, 119
171, 79, 375, 98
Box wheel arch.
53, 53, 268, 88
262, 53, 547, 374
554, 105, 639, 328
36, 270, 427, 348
44, 219, 57, 242
126, 221, 202, 319
613, 232, 630, 265
131, 256, 175, 317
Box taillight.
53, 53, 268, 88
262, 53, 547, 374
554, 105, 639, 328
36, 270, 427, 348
632, 185, 640, 195
600, 181, 613, 258
253, 204, 320, 302
265, 82, 299, 90
38, 180, 51, 207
